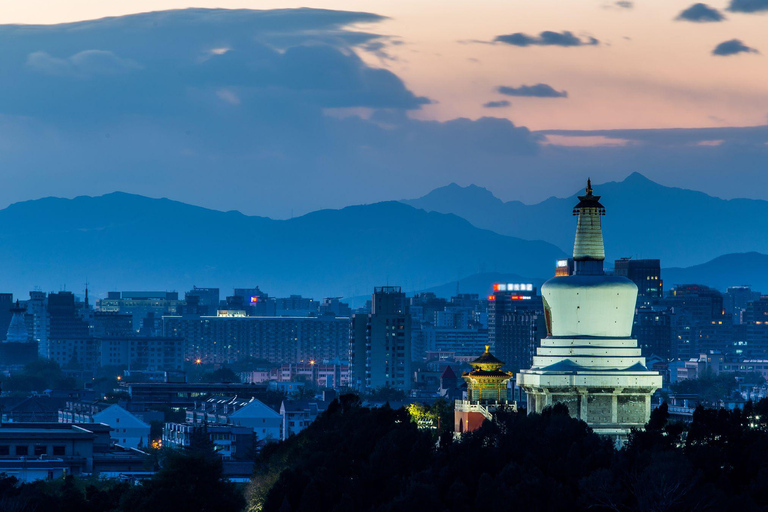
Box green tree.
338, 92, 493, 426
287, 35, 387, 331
120, 450, 245, 512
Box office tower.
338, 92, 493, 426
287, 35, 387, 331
633, 308, 673, 359
663, 284, 725, 359
349, 287, 412, 392
614, 258, 662, 307
745, 296, 768, 358
488, 283, 545, 373
518, 180, 661, 442
25, 291, 48, 357
724, 285, 761, 324
163, 314, 350, 364
98, 291, 182, 333
185, 287, 220, 315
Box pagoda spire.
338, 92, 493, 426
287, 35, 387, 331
572, 178, 606, 275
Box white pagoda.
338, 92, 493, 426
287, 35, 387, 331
516, 179, 662, 441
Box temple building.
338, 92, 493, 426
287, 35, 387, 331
454, 346, 515, 434
517, 179, 661, 442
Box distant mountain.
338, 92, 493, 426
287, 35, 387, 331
403, 173, 768, 267
0, 193, 566, 300
663, 252, 768, 293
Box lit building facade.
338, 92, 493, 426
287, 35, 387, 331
489, 283, 545, 373
517, 180, 662, 442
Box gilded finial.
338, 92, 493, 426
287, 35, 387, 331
485, 344, 490, 353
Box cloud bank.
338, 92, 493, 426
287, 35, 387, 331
494, 31, 599, 47
676, 3, 726, 22
728, 0, 768, 12
712, 39, 759, 55
483, 100, 511, 108
497, 84, 568, 98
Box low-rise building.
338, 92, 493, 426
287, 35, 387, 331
0, 422, 148, 482
279, 399, 330, 440
186, 396, 281, 443
163, 423, 254, 460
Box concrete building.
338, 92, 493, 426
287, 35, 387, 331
186, 396, 281, 443
350, 287, 412, 392
163, 423, 253, 460
614, 258, 663, 307
517, 179, 662, 442
0, 422, 146, 481
724, 286, 761, 325
489, 283, 545, 373
47, 336, 184, 372
163, 315, 350, 364
91, 404, 150, 449
279, 399, 329, 440
98, 291, 183, 334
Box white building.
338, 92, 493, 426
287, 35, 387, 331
186, 396, 282, 443
93, 404, 151, 449
517, 180, 662, 442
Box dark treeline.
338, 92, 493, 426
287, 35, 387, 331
249, 395, 768, 512
6, 395, 768, 511
0, 447, 244, 512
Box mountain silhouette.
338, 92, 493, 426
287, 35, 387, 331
403, 172, 768, 267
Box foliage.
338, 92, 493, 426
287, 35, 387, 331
200, 367, 240, 383
0, 359, 76, 392
363, 385, 407, 403
671, 371, 764, 405
120, 449, 245, 512
249, 396, 768, 512
0, 450, 245, 512
406, 398, 454, 438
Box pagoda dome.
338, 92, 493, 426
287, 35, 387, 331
542, 275, 637, 337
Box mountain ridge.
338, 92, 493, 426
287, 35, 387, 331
0, 192, 565, 300
403, 172, 768, 267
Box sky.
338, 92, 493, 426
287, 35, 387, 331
0, 1, 766, 217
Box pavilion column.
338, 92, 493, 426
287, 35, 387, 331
578, 388, 588, 423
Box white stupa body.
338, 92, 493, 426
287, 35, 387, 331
517, 180, 661, 441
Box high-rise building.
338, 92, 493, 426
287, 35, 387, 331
745, 296, 768, 358
724, 286, 761, 325
163, 315, 350, 364
185, 287, 220, 316
517, 179, 661, 442
614, 258, 662, 307
663, 284, 725, 359
349, 287, 412, 392
488, 283, 545, 373
633, 308, 673, 359
98, 291, 182, 333
25, 291, 48, 357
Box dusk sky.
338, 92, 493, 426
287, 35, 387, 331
0, 1, 767, 217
